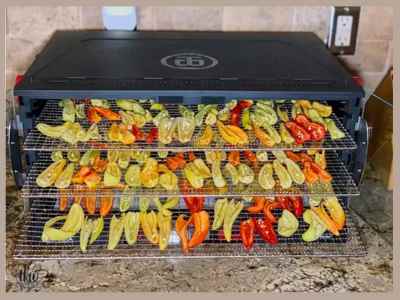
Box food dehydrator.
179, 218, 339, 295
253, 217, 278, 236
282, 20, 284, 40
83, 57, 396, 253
9, 30, 368, 259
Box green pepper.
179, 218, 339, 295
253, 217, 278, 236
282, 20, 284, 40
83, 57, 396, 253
325, 118, 345, 140
241, 108, 252, 130
116, 99, 146, 115
67, 150, 80, 162
107, 215, 124, 250
158, 211, 172, 251
277, 210, 299, 237
264, 124, 282, 144
79, 124, 100, 142
211, 160, 227, 188
152, 110, 170, 127
179, 105, 195, 118
107, 150, 119, 163
123, 212, 140, 245
302, 209, 327, 242
37, 123, 66, 138
217, 107, 230, 122
150, 103, 165, 111
273, 159, 292, 189
118, 151, 130, 169
91, 99, 109, 108
125, 164, 141, 187
237, 163, 255, 185
223, 163, 239, 186
60, 99, 76, 123
36, 159, 67, 188
279, 123, 295, 145
194, 104, 217, 127
277, 105, 289, 122
104, 162, 121, 187
54, 162, 75, 189
284, 158, 305, 185
60, 122, 81, 145
157, 148, 169, 158
258, 163, 275, 190
89, 217, 104, 244
119, 187, 132, 212
223, 200, 244, 242
75, 103, 86, 119
256, 151, 269, 162
212, 198, 228, 230
139, 197, 150, 212
307, 109, 327, 128
51, 150, 64, 162
162, 197, 180, 210
80, 217, 93, 252
205, 108, 218, 125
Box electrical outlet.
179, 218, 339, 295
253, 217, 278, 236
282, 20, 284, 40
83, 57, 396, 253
328, 7, 360, 55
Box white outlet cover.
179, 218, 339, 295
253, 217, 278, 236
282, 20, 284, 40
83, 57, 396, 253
334, 15, 353, 47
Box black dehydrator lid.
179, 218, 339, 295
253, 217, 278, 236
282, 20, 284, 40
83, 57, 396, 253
14, 30, 364, 99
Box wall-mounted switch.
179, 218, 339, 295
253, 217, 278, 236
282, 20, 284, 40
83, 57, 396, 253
328, 7, 360, 55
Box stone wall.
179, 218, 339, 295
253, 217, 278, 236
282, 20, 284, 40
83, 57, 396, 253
6, 6, 393, 95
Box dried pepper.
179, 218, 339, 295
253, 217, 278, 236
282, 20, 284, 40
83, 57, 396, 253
240, 218, 256, 250
246, 196, 265, 213
188, 210, 209, 248
107, 215, 124, 250
212, 198, 228, 230
223, 200, 244, 242
255, 218, 278, 245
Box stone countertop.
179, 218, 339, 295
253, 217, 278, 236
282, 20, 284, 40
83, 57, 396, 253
5, 174, 392, 293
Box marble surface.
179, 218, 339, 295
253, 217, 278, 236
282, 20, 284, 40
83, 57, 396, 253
5, 171, 393, 293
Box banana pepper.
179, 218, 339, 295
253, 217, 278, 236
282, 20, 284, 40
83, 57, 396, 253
223, 200, 244, 242
212, 198, 228, 230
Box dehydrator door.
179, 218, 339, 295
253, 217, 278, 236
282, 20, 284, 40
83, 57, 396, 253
14, 31, 364, 98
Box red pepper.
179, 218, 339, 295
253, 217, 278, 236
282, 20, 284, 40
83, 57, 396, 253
230, 105, 242, 126
145, 127, 158, 144
295, 115, 325, 141
187, 151, 197, 161
238, 100, 253, 109
183, 196, 205, 213
285, 121, 311, 144
263, 201, 282, 224
247, 196, 266, 213
276, 196, 292, 211
87, 107, 102, 124
288, 196, 303, 218
131, 125, 144, 140
243, 150, 257, 167
240, 218, 256, 251
255, 218, 278, 245
92, 107, 121, 121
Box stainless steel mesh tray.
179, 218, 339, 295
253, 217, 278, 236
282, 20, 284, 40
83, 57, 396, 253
14, 197, 367, 260
23, 100, 357, 152
20, 151, 359, 198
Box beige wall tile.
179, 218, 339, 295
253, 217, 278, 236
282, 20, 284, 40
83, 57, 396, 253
360, 72, 386, 95
152, 7, 223, 31
292, 6, 330, 42
6, 37, 42, 74
339, 40, 389, 73
137, 6, 154, 30
223, 6, 294, 31
81, 6, 104, 29
358, 6, 393, 40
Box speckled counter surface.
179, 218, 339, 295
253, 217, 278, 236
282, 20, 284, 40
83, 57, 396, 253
6, 174, 393, 293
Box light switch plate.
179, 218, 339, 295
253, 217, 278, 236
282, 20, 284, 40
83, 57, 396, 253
328, 7, 360, 55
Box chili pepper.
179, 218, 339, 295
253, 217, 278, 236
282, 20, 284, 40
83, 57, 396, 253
263, 201, 282, 224
247, 196, 266, 213
85, 193, 97, 215
295, 115, 325, 141
276, 196, 292, 211
92, 107, 121, 121
309, 161, 332, 183
255, 218, 278, 245
188, 151, 197, 162
240, 218, 256, 251
288, 196, 303, 218
188, 210, 209, 248
243, 150, 257, 167
311, 206, 340, 236
183, 196, 205, 213
175, 215, 191, 254
92, 156, 107, 173
87, 107, 102, 124
100, 195, 113, 217
285, 121, 311, 144
166, 153, 186, 171
303, 161, 319, 184
59, 189, 69, 212
145, 127, 158, 144
285, 151, 302, 162
131, 125, 144, 140
228, 151, 240, 166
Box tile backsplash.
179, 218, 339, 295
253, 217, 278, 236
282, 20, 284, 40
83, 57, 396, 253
6, 6, 393, 96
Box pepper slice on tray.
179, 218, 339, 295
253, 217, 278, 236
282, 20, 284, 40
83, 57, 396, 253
93, 107, 121, 121
188, 210, 209, 249
87, 107, 102, 124
288, 196, 303, 218
228, 151, 240, 166
285, 121, 311, 144
309, 161, 332, 183
255, 218, 278, 245
99, 194, 113, 217
240, 218, 256, 251
145, 127, 158, 144
175, 215, 192, 254
247, 196, 266, 213
294, 115, 326, 142
263, 201, 282, 224
183, 196, 205, 214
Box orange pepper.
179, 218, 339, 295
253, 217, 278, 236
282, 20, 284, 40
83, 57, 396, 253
228, 151, 240, 166
309, 162, 332, 183
263, 201, 282, 224
188, 210, 209, 249
87, 107, 102, 124
243, 150, 257, 168
83, 171, 101, 189
73, 185, 85, 204
187, 151, 196, 162
166, 154, 186, 171
72, 172, 85, 184
253, 124, 275, 147
79, 166, 92, 178
100, 195, 113, 217
93, 107, 121, 121
59, 189, 69, 212
303, 161, 319, 184
175, 215, 192, 254
311, 206, 340, 236
285, 151, 302, 162
92, 156, 107, 173
299, 153, 313, 164
247, 196, 265, 213
85, 192, 97, 215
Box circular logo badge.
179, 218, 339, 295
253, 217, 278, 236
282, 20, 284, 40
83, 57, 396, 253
160, 53, 218, 70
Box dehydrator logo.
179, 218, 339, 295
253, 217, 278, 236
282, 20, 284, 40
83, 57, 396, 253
161, 53, 218, 70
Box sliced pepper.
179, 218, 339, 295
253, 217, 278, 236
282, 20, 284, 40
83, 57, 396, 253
243, 150, 257, 168
311, 206, 340, 236
240, 218, 256, 250
325, 118, 345, 140
183, 196, 205, 214
140, 210, 159, 245
288, 196, 303, 218
87, 107, 102, 124
247, 196, 265, 213
99, 195, 113, 217
314, 150, 327, 170
223, 200, 244, 242
323, 197, 345, 230
312, 102, 332, 117
285, 121, 311, 145
302, 209, 327, 242
188, 210, 209, 248
309, 161, 332, 183
84, 193, 97, 215
89, 216, 104, 244
277, 210, 299, 237
263, 201, 282, 224
253, 124, 275, 147
255, 218, 278, 245
145, 127, 158, 144
176, 215, 191, 254
93, 107, 121, 121
107, 215, 124, 250
59, 189, 69, 212
158, 211, 172, 251
212, 198, 228, 230
303, 161, 319, 184
279, 123, 295, 145
80, 217, 93, 252
228, 151, 240, 167
123, 212, 140, 245
295, 115, 325, 141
